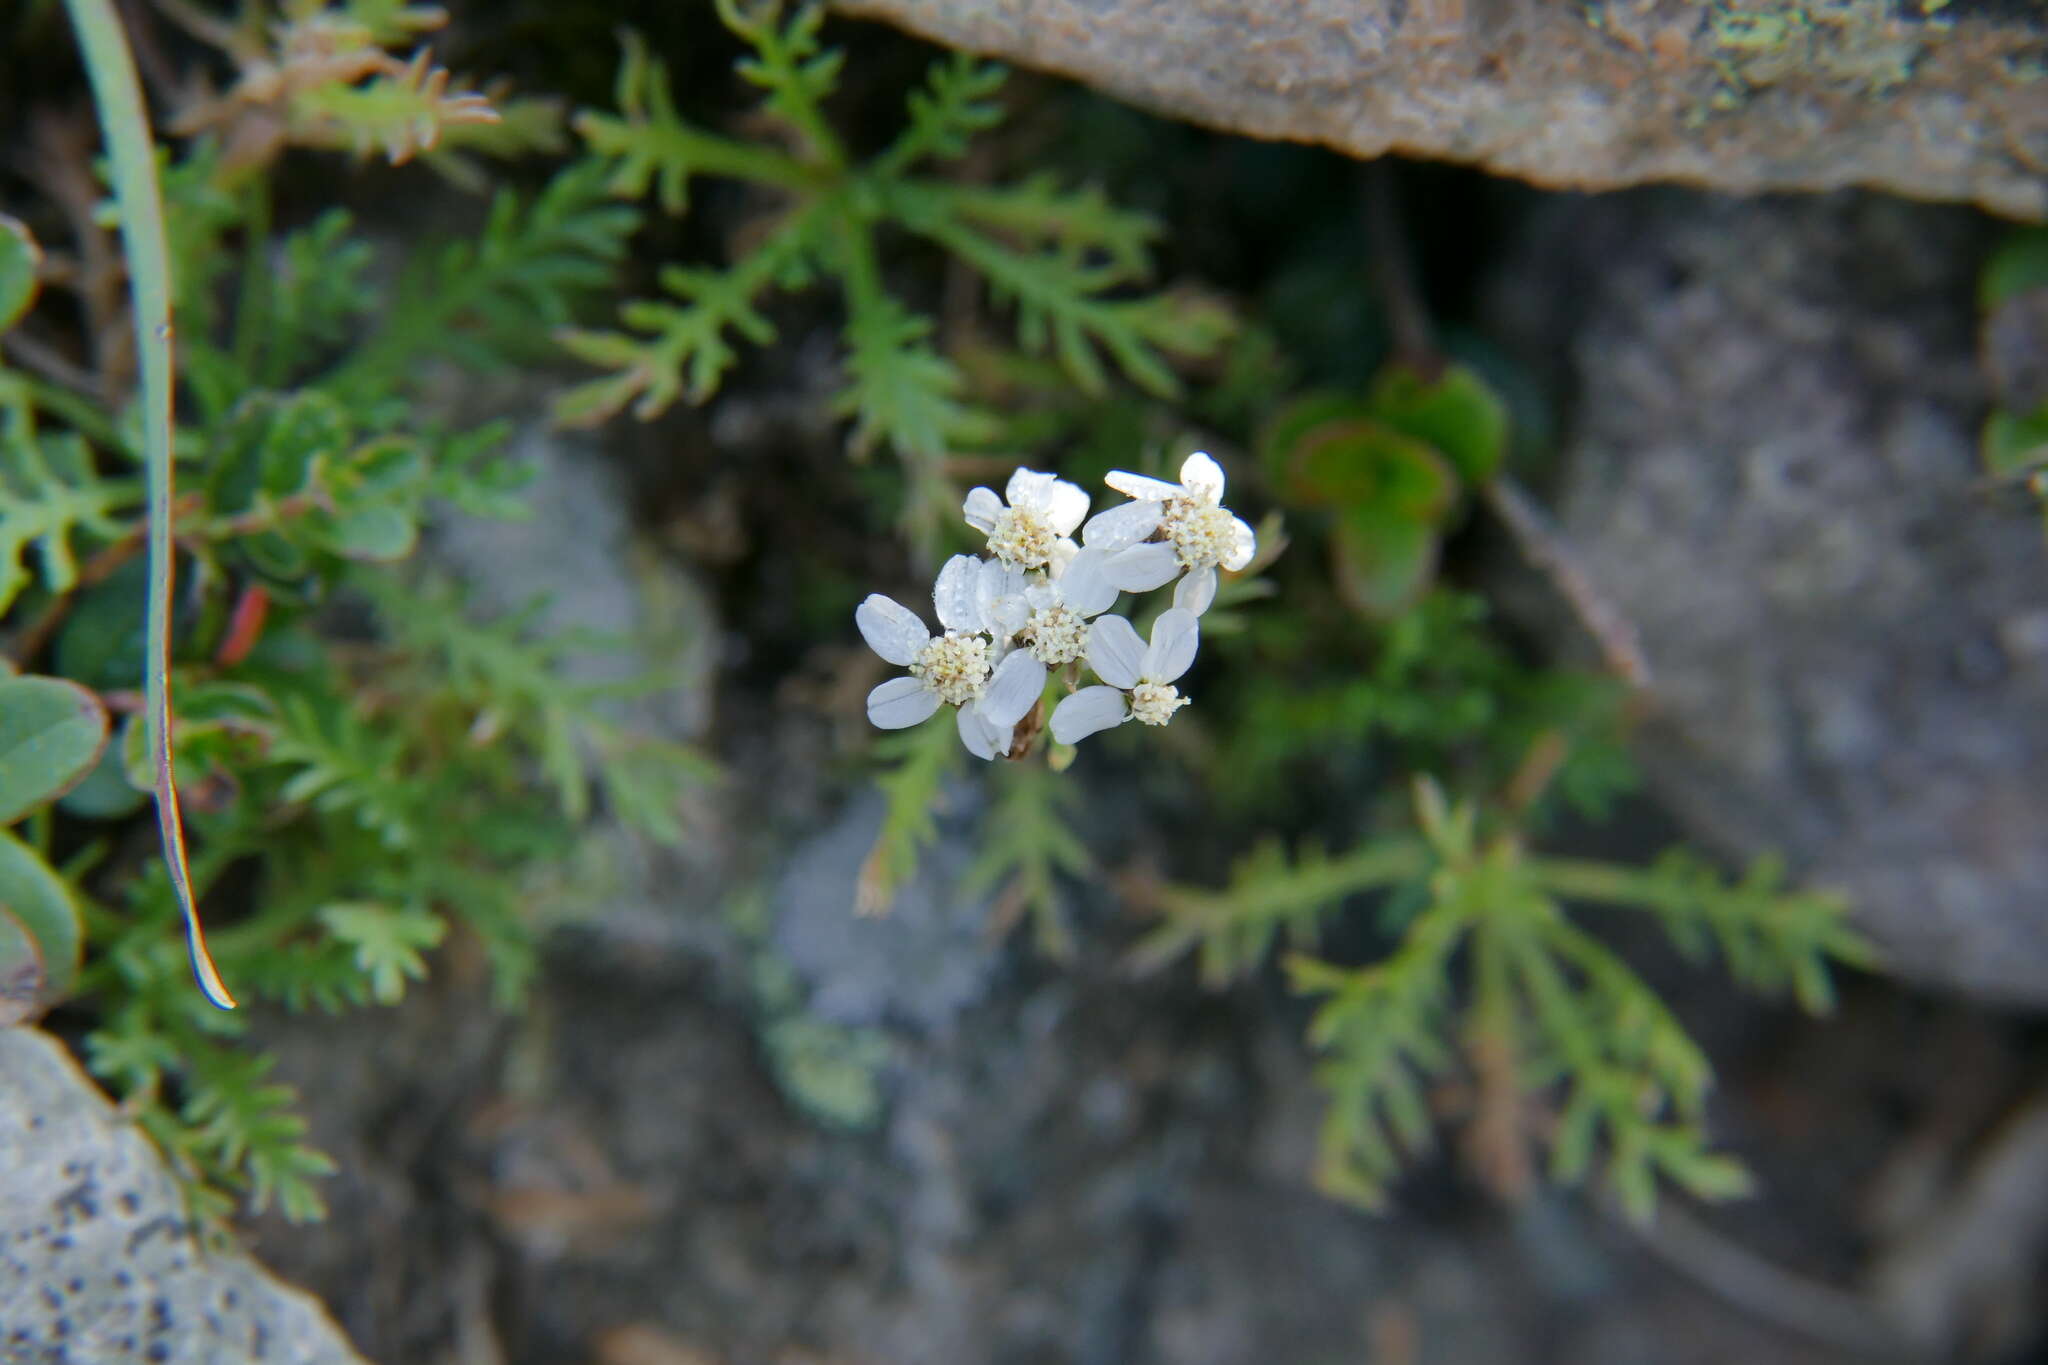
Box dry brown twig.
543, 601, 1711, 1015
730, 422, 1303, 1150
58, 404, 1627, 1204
1481, 476, 1653, 690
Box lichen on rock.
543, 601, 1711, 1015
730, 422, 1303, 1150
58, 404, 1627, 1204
833, 0, 2048, 218
0, 1028, 368, 1365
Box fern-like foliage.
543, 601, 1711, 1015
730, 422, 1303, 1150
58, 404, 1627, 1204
66, 558, 705, 1219
558, 4, 1230, 542
316, 901, 445, 1005
0, 382, 138, 616
1139, 779, 1871, 1217
270, 691, 418, 848
365, 578, 713, 845
1530, 849, 1866, 1013
329, 163, 640, 396
958, 758, 1090, 956
173, 1046, 339, 1223
1, 42, 700, 1223
854, 717, 961, 915
1132, 837, 1425, 986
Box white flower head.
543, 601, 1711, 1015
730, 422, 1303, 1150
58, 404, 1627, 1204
1050, 608, 1200, 745
1081, 451, 1256, 614
963, 468, 1090, 570
858, 555, 1047, 760
1016, 545, 1120, 666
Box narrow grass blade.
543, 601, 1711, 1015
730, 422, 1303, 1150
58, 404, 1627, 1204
64, 0, 235, 1009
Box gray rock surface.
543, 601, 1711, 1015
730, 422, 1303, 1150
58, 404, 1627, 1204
0, 1027, 368, 1365
247, 933, 1899, 1365
430, 426, 717, 743
772, 787, 1001, 1034
834, 0, 2048, 220
1483, 189, 2048, 1007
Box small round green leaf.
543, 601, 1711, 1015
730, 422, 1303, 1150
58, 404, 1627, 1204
341, 438, 426, 496
0, 910, 45, 1026
1366, 363, 1510, 486
0, 675, 110, 824
0, 214, 41, 335
1331, 508, 1441, 618
58, 742, 149, 820
1258, 391, 1371, 478
0, 829, 82, 1002
318, 504, 419, 561
1287, 417, 1458, 520
54, 557, 152, 691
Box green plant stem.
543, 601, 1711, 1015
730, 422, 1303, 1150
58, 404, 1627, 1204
65, 0, 235, 1010
1277, 840, 1428, 913
1130, 838, 1430, 982
1530, 857, 1682, 906
5, 369, 127, 449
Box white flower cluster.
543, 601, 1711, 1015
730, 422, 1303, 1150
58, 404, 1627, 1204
856, 454, 1257, 760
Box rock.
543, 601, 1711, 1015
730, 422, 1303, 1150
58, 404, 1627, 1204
1482, 189, 2048, 1007
0, 1027, 369, 1365
771, 788, 1002, 1035
425, 424, 730, 959
832, 0, 2048, 220
428, 425, 717, 744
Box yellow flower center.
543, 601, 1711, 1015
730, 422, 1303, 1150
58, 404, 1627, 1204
1163, 500, 1238, 570
1129, 681, 1187, 727
987, 506, 1059, 568
912, 632, 991, 707
1024, 603, 1087, 666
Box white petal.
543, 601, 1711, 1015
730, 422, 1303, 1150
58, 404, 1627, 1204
1144, 607, 1200, 683
980, 559, 1031, 635
1048, 536, 1079, 576
1103, 542, 1181, 592
1104, 469, 1183, 502
867, 676, 940, 729
983, 556, 1029, 597
957, 703, 1008, 760
1058, 546, 1119, 617
1223, 515, 1256, 572
1179, 451, 1225, 503
856, 595, 930, 667
978, 557, 1027, 607
933, 554, 982, 633
1043, 479, 1091, 536
981, 651, 1046, 727
1051, 686, 1129, 744
963, 485, 1004, 532
1087, 614, 1146, 689
1174, 564, 1218, 616
1006, 467, 1059, 511
1081, 499, 1164, 552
